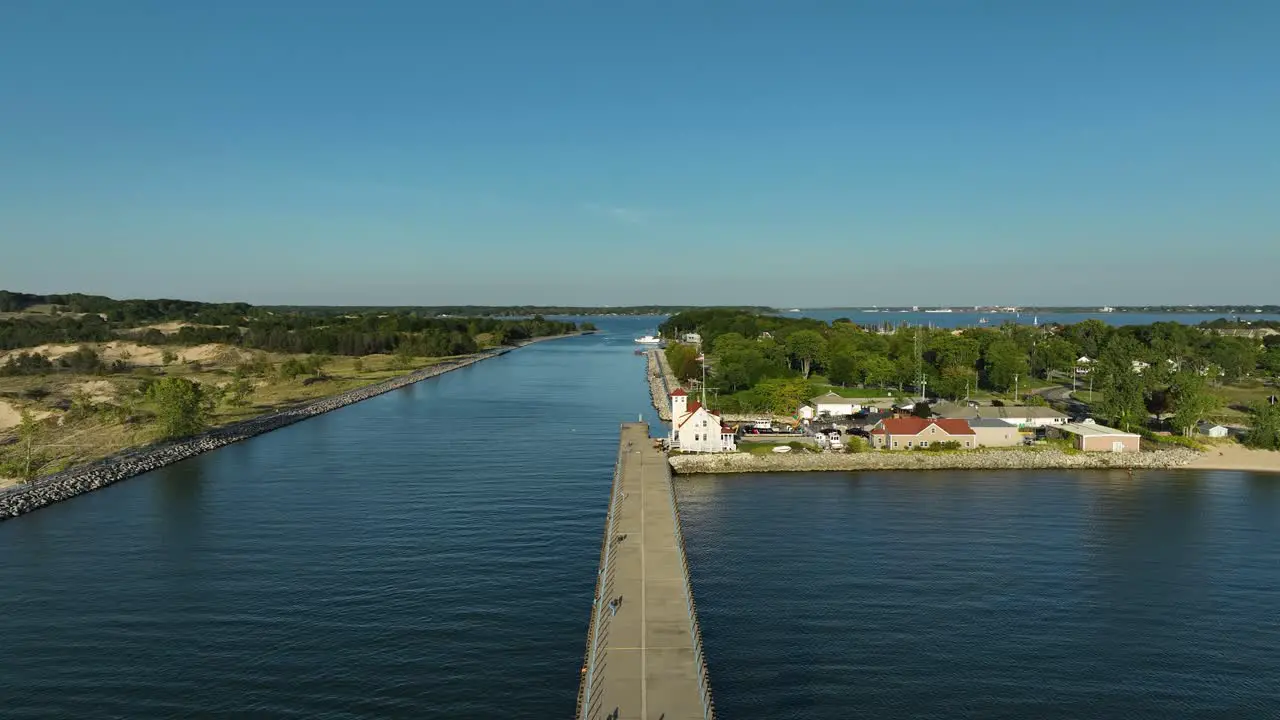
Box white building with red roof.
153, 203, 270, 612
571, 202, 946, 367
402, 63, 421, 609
669, 388, 737, 453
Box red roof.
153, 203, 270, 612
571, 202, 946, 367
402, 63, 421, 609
869, 417, 974, 436
670, 388, 687, 397
676, 402, 703, 427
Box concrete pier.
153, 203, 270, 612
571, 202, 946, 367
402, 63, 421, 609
576, 423, 714, 720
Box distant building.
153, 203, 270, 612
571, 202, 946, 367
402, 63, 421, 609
1197, 422, 1229, 438
967, 418, 1022, 447
1075, 356, 1093, 375
669, 389, 736, 453
932, 402, 1068, 428
1048, 422, 1140, 452
797, 404, 816, 421
869, 417, 976, 450
810, 391, 860, 417
681, 332, 702, 344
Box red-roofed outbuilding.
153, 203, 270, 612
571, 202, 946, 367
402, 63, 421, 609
869, 417, 975, 450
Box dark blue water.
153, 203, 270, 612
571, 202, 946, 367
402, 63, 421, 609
2, 318, 1279, 718
678, 471, 1280, 719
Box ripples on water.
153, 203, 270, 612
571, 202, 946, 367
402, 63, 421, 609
2, 320, 1279, 719
677, 471, 1280, 719
0, 328, 661, 719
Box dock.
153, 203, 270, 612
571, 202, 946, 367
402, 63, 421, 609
576, 422, 715, 720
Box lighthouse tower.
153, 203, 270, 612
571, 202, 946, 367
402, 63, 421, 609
670, 388, 688, 421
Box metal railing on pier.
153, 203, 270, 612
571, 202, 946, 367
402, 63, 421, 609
663, 472, 717, 720
575, 457, 623, 720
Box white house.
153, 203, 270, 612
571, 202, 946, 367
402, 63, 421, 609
810, 392, 860, 417
797, 404, 816, 421
669, 389, 736, 453
681, 332, 702, 345
1197, 422, 1229, 438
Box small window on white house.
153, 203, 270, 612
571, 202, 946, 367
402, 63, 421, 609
920, 441, 928, 447
893, 441, 898, 447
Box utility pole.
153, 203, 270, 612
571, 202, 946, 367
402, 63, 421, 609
1014, 373, 1020, 403
700, 351, 707, 407
914, 327, 923, 400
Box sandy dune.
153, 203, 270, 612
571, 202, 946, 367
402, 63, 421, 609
0, 341, 249, 367
0, 400, 23, 431
0, 400, 52, 431
77, 380, 117, 403
1185, 444, 1280, 473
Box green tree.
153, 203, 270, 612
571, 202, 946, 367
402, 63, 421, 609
1168, 372, 1217, 436
279, 358, 307, 379
146, 377, 213, 439
392, 343, 414, 370
1244, 402, 1280, 450
861, 355, 895, 388
225, 377, 253, 408
665, 343, 701, 382
784, 330, 826, 378
16, 410, 41, 480
1095, 368, 1147, 431
982, 340, 1029, 393
161, 349, 178, 366
753, 377, 814, 415
305, 354, 330, 376
934, 365, 976, 400
1031, 336, 1077, 379
826, 349, 861, 387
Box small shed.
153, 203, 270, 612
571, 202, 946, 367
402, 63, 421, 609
1050, 422, 1141, 452
1197, 422, 1229, 438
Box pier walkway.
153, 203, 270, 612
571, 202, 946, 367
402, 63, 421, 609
576, 422, 714, 720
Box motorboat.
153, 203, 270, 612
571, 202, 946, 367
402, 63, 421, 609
634, 335, 662, 345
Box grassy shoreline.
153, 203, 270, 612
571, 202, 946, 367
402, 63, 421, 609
0, 333, 583, 488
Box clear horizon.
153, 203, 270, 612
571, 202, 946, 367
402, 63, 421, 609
3, 2, 1277, 306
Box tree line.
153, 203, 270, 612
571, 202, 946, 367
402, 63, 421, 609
661, 310, 1280, 441
1, 293, 578, 355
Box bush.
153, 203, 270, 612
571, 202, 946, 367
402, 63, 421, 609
0, 352, 55, 376
915, 440, 963, 452
1138, 429, 1206, 451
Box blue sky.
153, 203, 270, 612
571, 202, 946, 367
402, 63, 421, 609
2, 1, 1277, 306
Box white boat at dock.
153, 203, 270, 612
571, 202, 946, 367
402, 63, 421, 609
634, 335, 662, 345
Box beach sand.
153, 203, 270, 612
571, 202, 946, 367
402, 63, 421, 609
1184, 444, 1280, 473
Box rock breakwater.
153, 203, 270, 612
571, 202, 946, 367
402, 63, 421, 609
0, 342, 561, 521
646, 350, 672, 420
668, 447, 1202, 474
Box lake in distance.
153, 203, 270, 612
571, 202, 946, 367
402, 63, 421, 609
2, 315, 1279, 719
